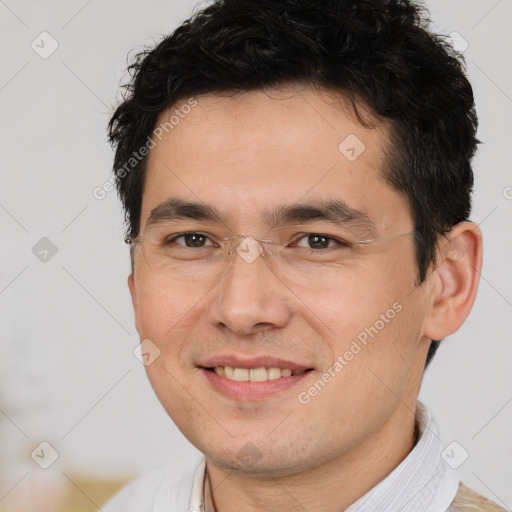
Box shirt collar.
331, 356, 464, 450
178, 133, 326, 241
189, 402, 460, 512
345, 401, 460, 512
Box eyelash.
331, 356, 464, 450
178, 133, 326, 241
163, 232, 350, 249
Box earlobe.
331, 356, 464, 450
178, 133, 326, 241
423, 221, 483, 341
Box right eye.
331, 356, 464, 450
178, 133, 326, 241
165, 232, 216, 248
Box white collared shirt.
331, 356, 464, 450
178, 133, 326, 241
188, 402, 460, 512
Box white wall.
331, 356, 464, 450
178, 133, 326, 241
0, 0, 510, 508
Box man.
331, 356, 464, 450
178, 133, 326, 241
104, 0, 504, 510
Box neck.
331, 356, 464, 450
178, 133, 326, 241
206, 404, 418, 512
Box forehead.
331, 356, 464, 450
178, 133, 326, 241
141, 86, 411, 233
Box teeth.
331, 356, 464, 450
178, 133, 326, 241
213, 366, 303, 381
233, 368, 249, 381
267, 367, 282, 380
224, 366, 234, 380
249, 368, 267, 382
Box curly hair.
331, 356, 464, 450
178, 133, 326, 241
108, 0, 479, 365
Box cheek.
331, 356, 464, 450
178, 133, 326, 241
351, 283, 428, 393
144, 362, 204, 438
313, 257, 421, 369
314, 267, 406, 337
132, 276, 208, 370
134, 274, 201, 331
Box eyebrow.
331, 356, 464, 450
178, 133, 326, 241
146, 198, 228, 227
146, 197, 376, 236
261, 201, 375, 236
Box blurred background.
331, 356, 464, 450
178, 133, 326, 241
0, 0, 511, 510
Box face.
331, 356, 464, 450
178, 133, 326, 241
128, 86, 433, 476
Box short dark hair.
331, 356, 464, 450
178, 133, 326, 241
108, 0, 479, 365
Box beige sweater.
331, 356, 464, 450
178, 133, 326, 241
448, 482, 508, 512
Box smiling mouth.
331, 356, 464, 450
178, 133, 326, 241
204, 366, 314, 382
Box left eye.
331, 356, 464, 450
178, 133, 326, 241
295, 234, 347, 249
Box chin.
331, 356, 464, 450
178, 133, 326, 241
198, 434, 331, 479
207, 452, 307, 477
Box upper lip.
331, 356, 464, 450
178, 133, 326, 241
200, 355, 312, 371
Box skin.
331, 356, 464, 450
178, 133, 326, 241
128, 85, 482, 511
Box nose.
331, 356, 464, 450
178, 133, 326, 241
209, 239, 293, 337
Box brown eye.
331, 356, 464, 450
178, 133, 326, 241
166, 232, 214, 247
307, 234, 330, 249
183, 234, 207, 247
295, 234, 345, 250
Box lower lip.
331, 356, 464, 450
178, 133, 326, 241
200, 368, 311, 400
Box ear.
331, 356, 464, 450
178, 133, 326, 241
128, 272, 138, 320
423, 221, 483, 341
